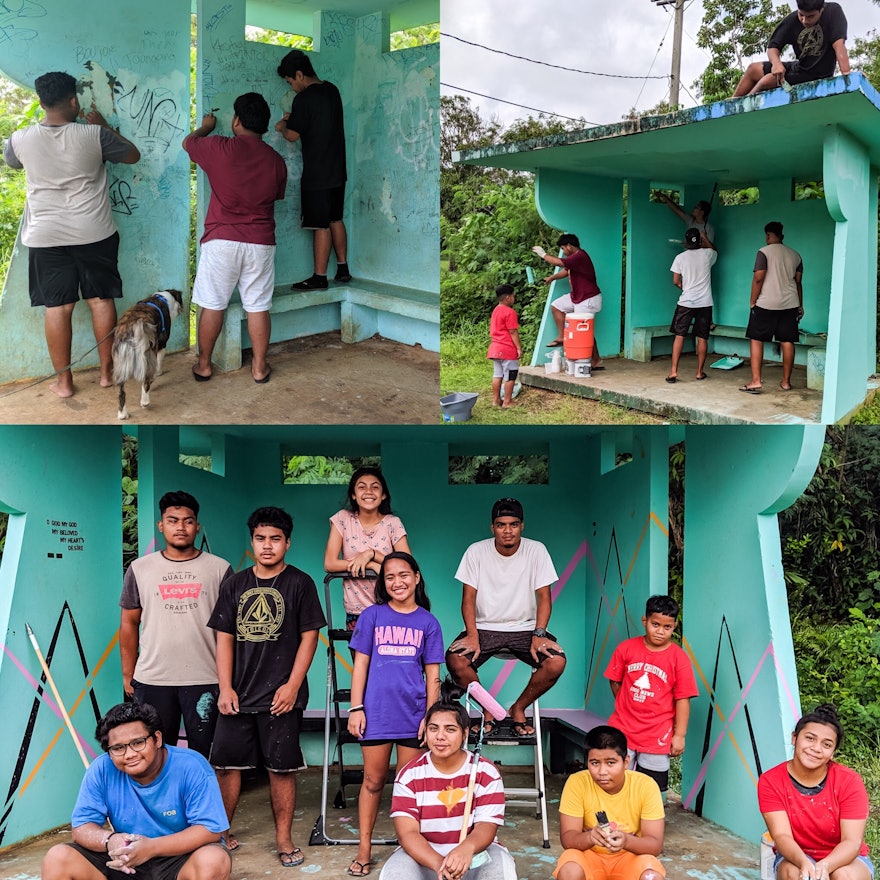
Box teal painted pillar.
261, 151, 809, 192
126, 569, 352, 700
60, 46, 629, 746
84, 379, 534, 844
823, 126, 877, 422
0, 427, 123, 846
680, 425, 824, 843
0, 0, 192, 383
533, 169, 624, 364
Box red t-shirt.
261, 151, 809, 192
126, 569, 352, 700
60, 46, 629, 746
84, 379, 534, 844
185, 135, 287, 245
487, 303, 520, 360
757, 761, 869, 859
561, 249, 601, 304
604, 636, 698, 754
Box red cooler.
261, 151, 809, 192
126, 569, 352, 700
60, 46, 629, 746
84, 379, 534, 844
563, 312, 595, 361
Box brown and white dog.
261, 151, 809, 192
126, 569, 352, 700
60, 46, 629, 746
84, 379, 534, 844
112, 289, 183, 420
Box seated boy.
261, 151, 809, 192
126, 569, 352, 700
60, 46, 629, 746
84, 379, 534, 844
554, 725, 665, 880
604, 596, 698, 801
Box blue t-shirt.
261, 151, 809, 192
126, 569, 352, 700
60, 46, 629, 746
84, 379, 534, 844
71, 746, 228, 836
349, 603, 445, 739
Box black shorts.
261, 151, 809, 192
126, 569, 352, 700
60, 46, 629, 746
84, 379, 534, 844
746, 305, 800, 343
131, 681, 219, 759
669, 305, 712, 339
760, 59, 827, 86
210, 709, 305, 771
301, 185, 345, 229
28, 232, 123, 307
63, 842, 228, 880
446, 628, 563, 670
358, 737, 422, 749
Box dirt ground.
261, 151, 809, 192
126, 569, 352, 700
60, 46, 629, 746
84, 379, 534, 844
0, 333, 440, 425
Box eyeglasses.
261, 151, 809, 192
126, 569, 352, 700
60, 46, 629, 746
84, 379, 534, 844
107, 734, 154, 756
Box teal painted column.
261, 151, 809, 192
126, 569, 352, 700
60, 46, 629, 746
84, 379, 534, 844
823, 126, 876, 422
533, 169, 624, 364
0, 0, 192, 383
680, 425, 824, 843
0, 427, 123, 846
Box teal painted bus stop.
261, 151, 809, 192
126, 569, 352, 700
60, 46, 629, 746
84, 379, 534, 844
0, 0, 439, 384
0, 424, 824, 849
456, 75, 880, 424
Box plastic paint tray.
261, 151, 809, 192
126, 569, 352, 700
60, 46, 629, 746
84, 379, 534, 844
440, 391, 478, 422
710, 355, 744, 370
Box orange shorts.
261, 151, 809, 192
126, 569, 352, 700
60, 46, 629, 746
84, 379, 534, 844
553, 848, 665, 880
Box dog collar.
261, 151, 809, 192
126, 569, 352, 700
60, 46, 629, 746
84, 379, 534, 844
144, 299, 170, 335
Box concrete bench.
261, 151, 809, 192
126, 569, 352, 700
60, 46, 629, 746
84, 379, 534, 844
546, 708, 606, 773
211, 279, 439, 372
631, 323, 827, 390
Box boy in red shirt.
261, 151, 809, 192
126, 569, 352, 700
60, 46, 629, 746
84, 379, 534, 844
487, 284, 522, 408
604, 596, 698, 801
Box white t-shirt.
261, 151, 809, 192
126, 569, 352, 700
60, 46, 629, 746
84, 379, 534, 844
454, 537, 558, 631
670, 248, 717, 308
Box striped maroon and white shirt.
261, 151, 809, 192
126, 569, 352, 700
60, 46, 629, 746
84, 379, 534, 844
390, 751, 505, 856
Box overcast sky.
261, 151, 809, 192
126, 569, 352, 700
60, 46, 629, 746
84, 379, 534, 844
440, 0, 879, 131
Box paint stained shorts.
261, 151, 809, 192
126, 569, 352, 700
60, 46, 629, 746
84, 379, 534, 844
28, 232, 123, 307
446, 628, 564, 670
192, 239, 276, 312
760, 59, 830, 86
492, 358, 519, 381
773, 854, 874, 879
210, 709, 305, 772
554, 848, 665, 880
64, 842, 229, 880
669, 305, 712, 339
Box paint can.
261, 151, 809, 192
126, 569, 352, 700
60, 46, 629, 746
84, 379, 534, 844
565, 357, 576, 375
760, 832, 775, 880
574, 359, 592, 378
563, 312, 594, 362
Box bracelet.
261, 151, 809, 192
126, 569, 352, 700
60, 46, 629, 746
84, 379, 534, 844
370, 549, 376, 561
105, 831, 121, 852
349, 705, 365, 713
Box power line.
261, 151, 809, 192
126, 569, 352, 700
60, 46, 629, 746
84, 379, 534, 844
441, 83, 595, 124
441, 32, 667, 80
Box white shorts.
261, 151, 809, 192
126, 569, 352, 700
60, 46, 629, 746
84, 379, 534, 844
192, 239, 276, 313
551, 292, 602, 314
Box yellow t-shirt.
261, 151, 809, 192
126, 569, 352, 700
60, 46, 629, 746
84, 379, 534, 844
559, 769, 664, 853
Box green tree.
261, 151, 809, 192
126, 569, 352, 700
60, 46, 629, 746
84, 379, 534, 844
851, 29, 880, 91
694, 0, 790, 102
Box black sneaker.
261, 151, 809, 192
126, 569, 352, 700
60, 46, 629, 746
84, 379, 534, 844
291, 274, 328, 291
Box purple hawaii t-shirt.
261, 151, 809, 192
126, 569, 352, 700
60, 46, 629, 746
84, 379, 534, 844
349, 603, 445, 739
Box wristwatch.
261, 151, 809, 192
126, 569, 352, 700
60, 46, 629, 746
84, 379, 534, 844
533, 627, 548, 638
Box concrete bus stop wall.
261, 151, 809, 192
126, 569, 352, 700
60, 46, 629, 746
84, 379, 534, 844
194, 0, 439, 296
0, 424, 822, 847
0, 0, 192, 384
0, 427, 123, 848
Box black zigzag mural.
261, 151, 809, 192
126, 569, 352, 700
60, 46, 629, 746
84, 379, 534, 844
0, 601, 104, 847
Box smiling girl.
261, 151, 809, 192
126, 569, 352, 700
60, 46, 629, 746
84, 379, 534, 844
758, 704, 872, 880
324, 467, 411, 630
346, 552, 443, 877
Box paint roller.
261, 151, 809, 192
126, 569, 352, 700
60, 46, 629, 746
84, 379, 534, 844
448, 681, 508, 873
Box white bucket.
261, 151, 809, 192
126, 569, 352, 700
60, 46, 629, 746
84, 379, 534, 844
760, 832, 775, 880
574, 359, 592, 378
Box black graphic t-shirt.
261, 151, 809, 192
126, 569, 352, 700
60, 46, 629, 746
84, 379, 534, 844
768, 2, 847, 78
208, 565, 326, 711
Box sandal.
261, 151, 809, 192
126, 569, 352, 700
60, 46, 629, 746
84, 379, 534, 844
278, 848, 304, 868
512, 720, 536, 737
739, 384, 762, 394
347, 860, 372, 876
224, 834, 240, 852
469, 719, 496, 737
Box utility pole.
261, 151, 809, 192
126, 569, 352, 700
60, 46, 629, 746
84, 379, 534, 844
651, 0, 685, 109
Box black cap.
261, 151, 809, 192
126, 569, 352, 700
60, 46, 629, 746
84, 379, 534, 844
491, 497, 524, 522
685, 227, 702, 248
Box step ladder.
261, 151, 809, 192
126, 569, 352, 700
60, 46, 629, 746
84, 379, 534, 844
309, 571, 397, 847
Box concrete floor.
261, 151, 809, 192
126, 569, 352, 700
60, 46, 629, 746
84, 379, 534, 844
0, 333, 439, 426
0, 768, 760, 880
521, 355, 874, 425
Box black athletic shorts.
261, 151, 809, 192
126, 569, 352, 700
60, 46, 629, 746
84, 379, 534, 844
210, 709, 305, 771
746, 305, 800, 343
760, 59, 827, 86
669, 305, 712, 339
446, 628, 564, 671
301, 185, 345, 229
28, 232, 123, 307
64, 842, 228, 880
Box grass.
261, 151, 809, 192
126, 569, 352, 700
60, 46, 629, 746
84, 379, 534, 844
441, 323, 672, 425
